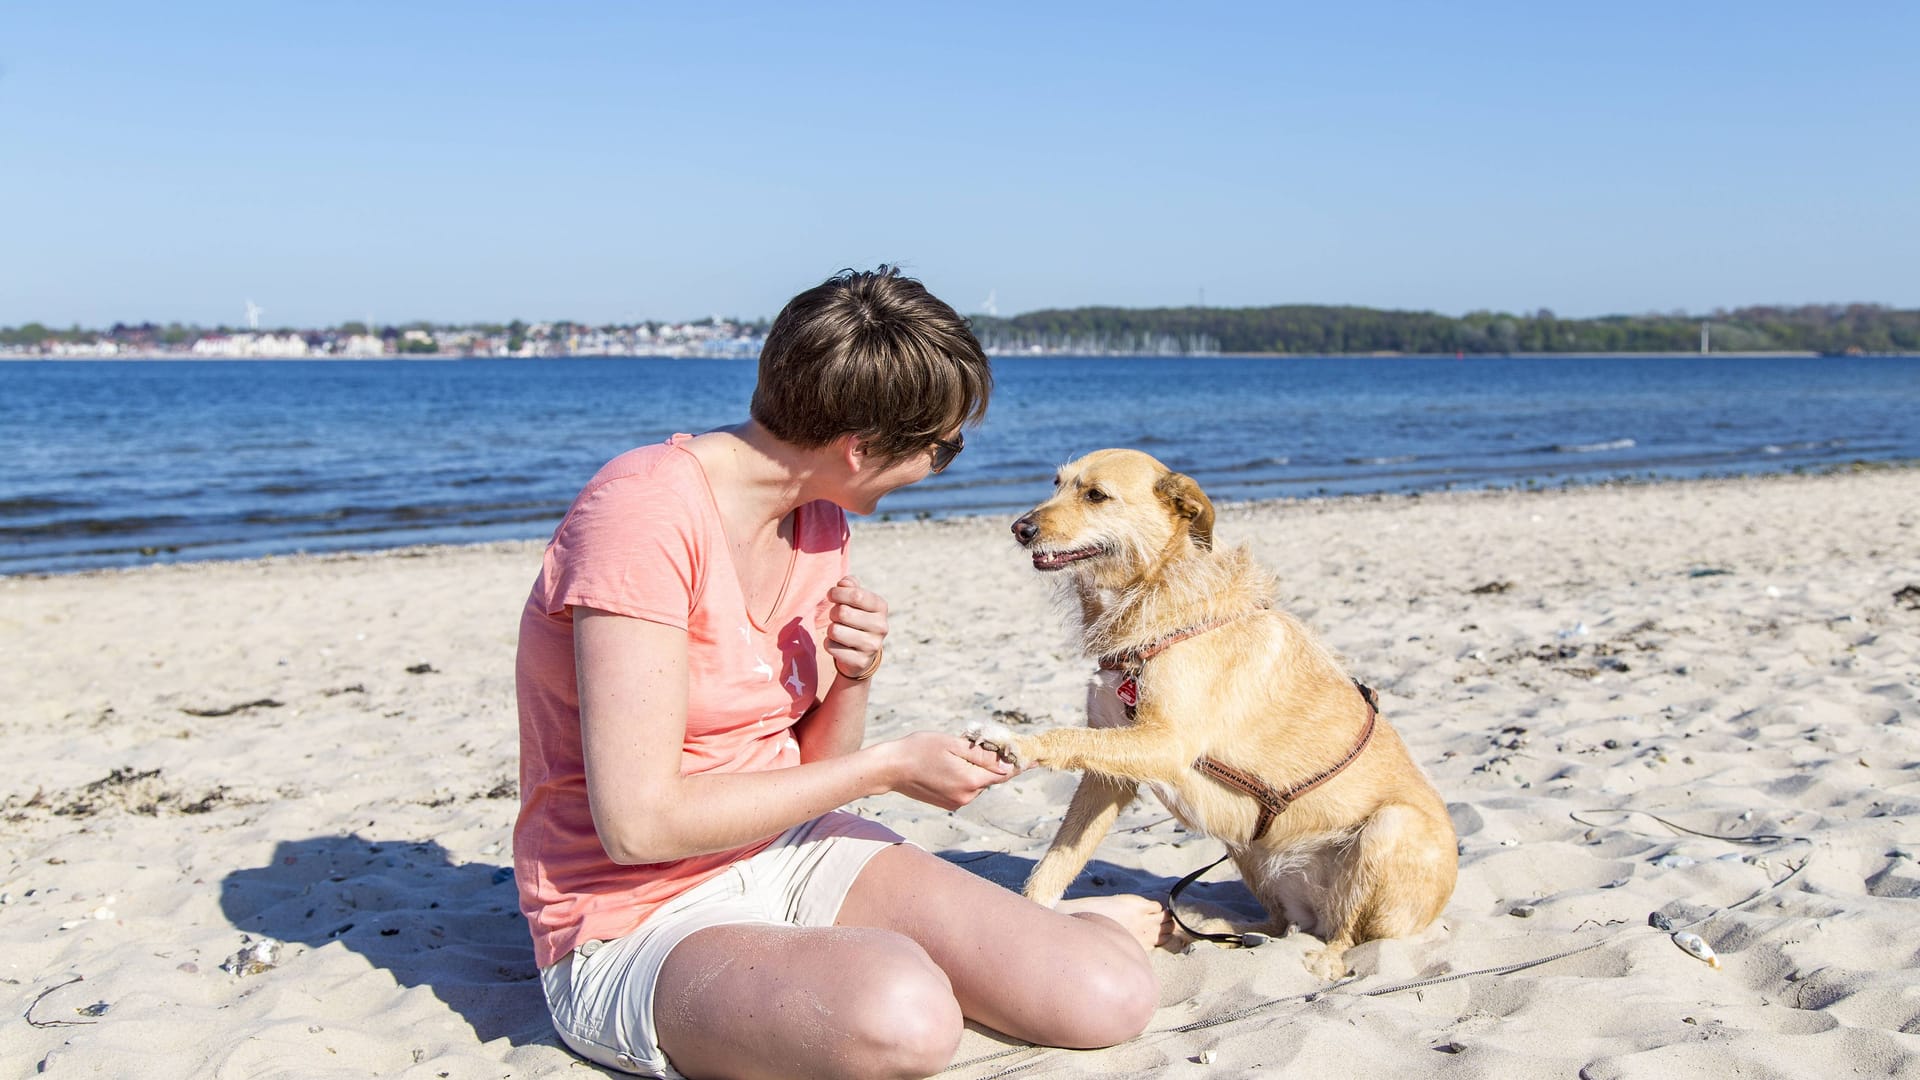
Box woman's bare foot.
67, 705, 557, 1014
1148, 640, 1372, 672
1056, 894, 1175, 951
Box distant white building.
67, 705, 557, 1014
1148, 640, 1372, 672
190, 333, 310, 358
339, 334, 386, 357
48, 340, 122, 357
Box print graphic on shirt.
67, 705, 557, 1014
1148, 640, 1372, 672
736, 624, 774, 682
775, 616, 820, 713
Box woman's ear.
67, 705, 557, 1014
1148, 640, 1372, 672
836, 433, 869, 473
1154, 471, 1215, 550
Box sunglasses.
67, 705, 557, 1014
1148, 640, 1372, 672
929, 433, 965, 474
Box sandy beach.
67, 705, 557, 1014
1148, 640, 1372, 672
4, 467, 1918, 1078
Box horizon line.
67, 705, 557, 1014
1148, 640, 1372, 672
7, 298, 1917, 335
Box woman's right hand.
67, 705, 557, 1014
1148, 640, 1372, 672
877, 731, 1019, 810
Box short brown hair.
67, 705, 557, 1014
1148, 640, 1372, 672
752, 266, 992, 463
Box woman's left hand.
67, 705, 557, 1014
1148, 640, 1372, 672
825, 575, 889, 679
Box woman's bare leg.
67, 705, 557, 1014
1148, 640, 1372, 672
649, 848, 1163, 1078
653, 924, 962, 1080
835, 845, 1161, 1049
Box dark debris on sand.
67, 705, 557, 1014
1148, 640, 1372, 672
3, 766, 236, 822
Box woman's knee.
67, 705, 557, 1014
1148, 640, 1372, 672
833, 933, 964, 1078
1091, 951, 1159, 1042
1051, 937, 1158, 1048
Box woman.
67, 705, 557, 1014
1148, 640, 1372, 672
515, 267, 1166, 1080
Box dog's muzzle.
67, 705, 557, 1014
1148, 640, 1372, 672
1014, 513, 1104, 570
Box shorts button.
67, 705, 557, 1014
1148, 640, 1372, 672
578, 939, 602, 957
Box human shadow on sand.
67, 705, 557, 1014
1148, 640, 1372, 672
218, 836, 1256, 1057
937, 848, 1268, 925
219, 834, 554, 1049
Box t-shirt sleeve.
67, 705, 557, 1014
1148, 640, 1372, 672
540, 475, 704, 629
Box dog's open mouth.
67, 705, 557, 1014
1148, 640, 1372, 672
1031, 545, 1105, 571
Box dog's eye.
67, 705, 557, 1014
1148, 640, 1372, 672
1085, 488, 1109, 503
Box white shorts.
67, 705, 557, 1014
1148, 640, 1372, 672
539, 811, 905, 1078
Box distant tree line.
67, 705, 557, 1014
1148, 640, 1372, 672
966, 303, 1920, 355
9, 306, 1916, 355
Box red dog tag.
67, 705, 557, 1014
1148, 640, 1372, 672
1116, 676, 1139, 707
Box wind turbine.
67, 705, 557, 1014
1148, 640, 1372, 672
245, 299, 264, 331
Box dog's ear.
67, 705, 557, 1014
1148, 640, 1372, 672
1154, 471, 1214, 550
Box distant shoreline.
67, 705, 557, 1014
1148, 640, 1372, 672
12, 301, 1913, 358
11, 460, 1914, 581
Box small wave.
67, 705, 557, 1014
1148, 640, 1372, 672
1760, 438, 1848, 456
250, 480, 331, 497
914, 472, 1055, 493
1212, 456, 1291, 474
267, 507, 565, 540
447, 473, 539, 488
1554, 438, 1636, 454
0, 495, 91, 518
1345, 454, 1418, 466
230, 438, 319, 452
0, 513, 192, 540
241, 498, 559, 528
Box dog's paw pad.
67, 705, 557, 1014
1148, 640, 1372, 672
964, 722, 1020, 764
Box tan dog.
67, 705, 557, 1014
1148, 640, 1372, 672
972, 449, 1457, 978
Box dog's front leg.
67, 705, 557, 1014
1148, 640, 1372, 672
1022, 773, 1137, 907
1013, 719, 1185, 782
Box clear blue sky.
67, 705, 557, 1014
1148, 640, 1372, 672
4, 2, 1915, 328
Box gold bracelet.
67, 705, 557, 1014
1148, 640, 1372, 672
839, 647, 883, 682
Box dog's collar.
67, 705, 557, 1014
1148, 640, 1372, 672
1096, 606, 1267, 674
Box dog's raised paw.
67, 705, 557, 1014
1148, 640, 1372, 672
963, 721, 1021, 765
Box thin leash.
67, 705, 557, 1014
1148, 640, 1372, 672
1568, 806, 1796, 845
1266, 834, 1811, 1002
942, 809, 1816, 1079
1164, 677, 1379, 946
1165, 852, 1260, 946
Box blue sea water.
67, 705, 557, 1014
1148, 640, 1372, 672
3, 354, 1917, 575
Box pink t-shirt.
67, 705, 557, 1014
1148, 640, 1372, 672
513, 435, 850, 968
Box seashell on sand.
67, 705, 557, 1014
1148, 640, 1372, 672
1670, 930, 1720, 968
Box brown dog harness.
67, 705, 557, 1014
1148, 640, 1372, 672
1193, 693, 1376, 840
1099, 615, 1379, 842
